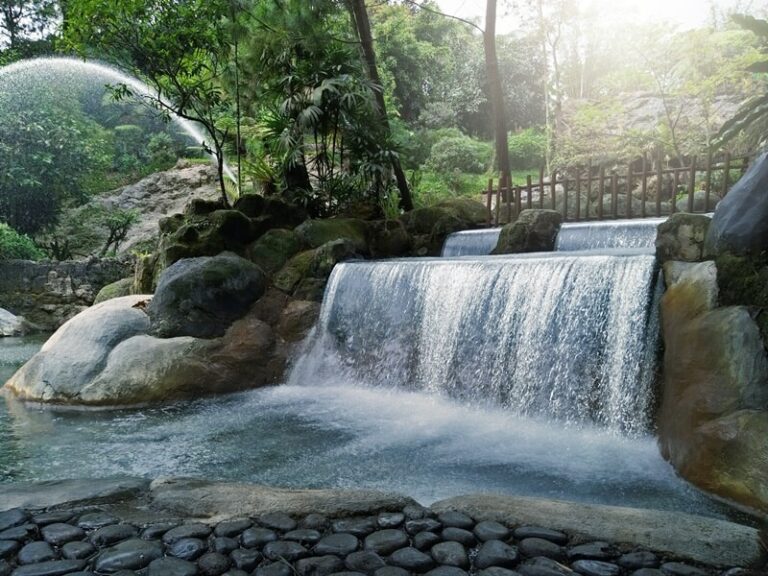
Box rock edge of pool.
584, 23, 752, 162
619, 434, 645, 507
0, 476, 764, 575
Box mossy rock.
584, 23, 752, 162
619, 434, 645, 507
311, 238, 361, 278
133, 253, 158, 294
493, 209, 562, 254
246, 228, 302, 276
158, 213, 185, 235
294, 218, 369, 253
436, 198, 488, 225
656, 213, 711, 263
233, 194, 266, 218
368, 220, 412, 258
715, 252, 768, 343
185, 198, 225, 218
94, 277, 135, 304
263, 197, 308, 229
400, 206, 455, 236
209, 209, 256, 248
273, 249, 317, 294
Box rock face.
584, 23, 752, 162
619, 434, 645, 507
706, 151, 768, 255
0, 307, 27, 336
493, 209, 562, 254
658, 259, 768, 513
655, 213, 711, 262
149, 253, 266, 339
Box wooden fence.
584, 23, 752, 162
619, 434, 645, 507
483, 152, 752, 226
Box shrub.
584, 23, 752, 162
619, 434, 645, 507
0, 223, 44, 260
426, 132, 492, 174
507, 127, 546, 169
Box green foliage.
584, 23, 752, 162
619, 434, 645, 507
0, 223, 43, 260
507, 128, 547, 170
426, 132, 492, 174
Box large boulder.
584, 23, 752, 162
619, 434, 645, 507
273, 250, 317, 295
367, 220, 412, 259
294, 218, 369, 253
0, 308, 28, 337
149, 253, 266, 339
493, 209, 562, 254
655, 213, 711, 263
658, 259, 768, 513
706, 151, 768, 255
4, 295, 285, 405
246, 229, 302, 275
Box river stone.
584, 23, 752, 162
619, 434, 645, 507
376, 513, 404, 529
141, 522, 179, 540
405, 519, 441, 535
198, 552, 231, 576
332, 519, 377, 537
618, 552, 658, 569
518, 539, 566, 561
518, 557, 575, 576
163, 524, 212, 544
0, 524, 35, 541
31, 513, 72, 527
493, 209, 562, 254
230, 549, 261, 571
436, 512, 473, 530
659, 563, 707, 576
94, 539, 163, 572
364, 530, 409, 556
479, 569, 522, 576
254, 562, 293, 576
262, 540, 309, 562
0, 478, 149, 511
568, 542, 619, 561
168, 537, 208, 560
214, 520, 252, 538
441, 528, 476, 547
222, 572, 248, 576
570, 560, 621, 576
403, 505, 431, 520
706, 151, 768, 255
77, 511, 119, 529
0, 541, 18, 560
10, 559, 87, 576
285, 529, 321, 544
40, 524, 83, 546
259, 513, 297, 532
18, 541, 57, 565
241, 528, 278, 548
212, 537, 238, 554
632, 570, 664, 576
0, 510, 28, 533
430, 541, 468, 568
374, 568, 409, 576
345, 550, 386, 574
61, 541, 95, 560
295, 218, 369, 254
475, 541, 520, 570
424, 568, 468, 576
413, 531, 441, 551
149, 253, 266, 339
474, 521, 510, 542
296, 555, 345, 576
300, 514, 329, 531
89, 524, 137, 546
147, 557, 199, 576
315, 533, 360, 556
388, 547, 435, 572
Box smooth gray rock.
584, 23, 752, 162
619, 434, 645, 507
659, 564, 707, 576
31, 513, 72, 527
211, 537, 238, 554
240, 527, 278, 548
0, 510, 28, 532
167, 537, 207, 561
706, 151, 768, 255
89, 524, 137, 546
77, 512, 120, 530
230, 549, 261, 571
198, 552, 231, 576
405, 519, 441, 535
436, 512, 473, 530
475, 541, 520, 570
284, 529, 321, 545
474, 521, 510, 542
0, 524, 35, 541
259, 512, 297, 532
295, 555, 345, 576
0, 308, 26, 337
479, 569, 522, 576
364, 530, 409, 556
254, 562, 293, 576
314, 533, 359, 556
430, 541, 468, 568
17, 542, 56, 565
40, 523, 84, 546
147, 557, 199, 576
441, 528, 476, 547
345, 550, 386, 574
10, 559, 86, 576
262, 540, 309, 562
300, 514, 329, 531
376, 513, 404, 529
163, 524, 212, 545
0, 541, 19, 560
0, 476, 149, 511
568, 542, 618, 561
140, 522, 179, 540
388, 547, 435, 572
332, 518, 377, 537
519, 538, 565, 561
430, 494, 762, 567
424, 568, 468, 576
518, 557, 575, 576
94, 539, 163, 572
570, 560, 621, 576
413, 531, 441, 551
214, 520, 252, 538
60, 541, 95, 560
618, 552, 659, 569
374, 568, 409, 576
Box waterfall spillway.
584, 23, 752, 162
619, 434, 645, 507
291, 251, 660, 435
441, 229, 504, 257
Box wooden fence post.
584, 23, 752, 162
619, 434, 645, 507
575, 169, 581, 221
656, 149, 663, 217
539, 167, 545, 209
688, 155, 697, 213
626, 161, 633, 219
722, 151, 731, 197
705, 152, 713, 212
641, 154, 648, 218
597, 165, 605, 219
486, 177, 493, 226
611, 171, 618, 218
526, 175, 533, 209
585, 161, 591, 219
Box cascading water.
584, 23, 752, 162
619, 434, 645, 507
290, 251, 660, 435
441, 229, 503, 256
0, 57, 235, 183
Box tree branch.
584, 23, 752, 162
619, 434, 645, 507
400, 0, 484, 34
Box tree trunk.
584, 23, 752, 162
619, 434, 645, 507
348, 0, 414, 212
484, 0, 510, 178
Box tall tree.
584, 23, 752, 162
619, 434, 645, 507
483, 0, 510, 176
0, 0, 58, 55
347, 0, 414, 211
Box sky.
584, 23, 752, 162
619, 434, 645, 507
434, 0, 768, 33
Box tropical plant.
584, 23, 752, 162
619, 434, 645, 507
0, 223, 43, 260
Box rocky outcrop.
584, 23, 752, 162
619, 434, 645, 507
655, 213, 711, 262
93, 277, 134, 304
0, 308, 28, 336
0, 258, 133, 330
707, 151, 768, 255
658, 259, 768, 514
492, 209, 562, 254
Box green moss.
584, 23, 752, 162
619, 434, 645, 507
94, 277, 134, 304
246, 228, 302, 275
715, 252, 768, 343
273, 249, 317, 294
294, 218, 368, 253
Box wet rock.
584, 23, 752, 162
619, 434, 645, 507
437, 512, 474, 530
570, 560, 621, 576
285, 529, 322, 545
376, 514, 404, 529
479, 568, 523, 576
518, 557, 575, 576
0, 510, 28, 533
0, 559, 9, 576
441, 528, 476, 547
388, 547, 435, 572
374, 568, 410, 576
60, 541, 95, 560
254, 562, 293, 576
631, 570, 664, 576
214, 520, 252, 538
618, 552, 659, 569
345, 550, 386, 574
403, 505, 431, 520
0, 541, 19, 560
364, 530, 409, 556
30, 513, 72, 527
295, 219, 369, 254
10, 559, 86, 576
163, 524, 212, 545
259, 513, 297, 533
513, 527, 568, 546
17, 542, 57, 565
405, 519, 441, 535
314, 534, 359, 556
262, 540, 309, 562
230, 549, 261, 571
211, 537, 239, 554
246, 229, 302, 276
241, 528, 278, 548
0, 524, 35, 542
221, 571, 248, 576
475, 540, 520, 570
295, 555, 345, 576
147, 557, 199, 576
332, 519, 377, 538
493, 209, 562, 255
167, 537, 208, 561
656, 213, 711, 263
198, 552, 231, 576
40, 524, 83, 546
425, 568, 469, 576
141, 522, 179, 540
300, 514, 329, 531
414, 531, 441, 551
568, 542, 619, 561
430, 541, 468, 568
518, 539, 566, 561
659, 563, 708, 576
89, 524, 137, 546
93, 539, 163, 572
474, 521, 510, 542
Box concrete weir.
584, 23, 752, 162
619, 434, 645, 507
432, 493, 765, 568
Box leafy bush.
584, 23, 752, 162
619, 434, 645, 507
426, 132, 492, 174
0, 223, 44, 260
507, 127, 546, 169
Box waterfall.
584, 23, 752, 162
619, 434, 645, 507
291, 251, 660, 435
441, 218, 666, 256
